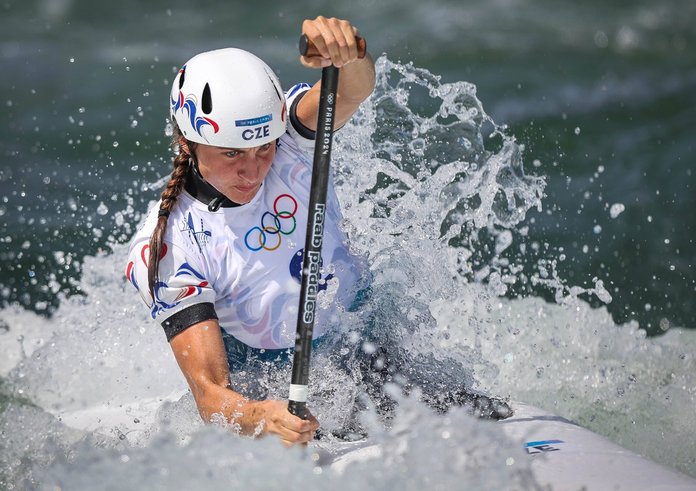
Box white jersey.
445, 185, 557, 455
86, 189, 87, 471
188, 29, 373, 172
126, 84, 363, 349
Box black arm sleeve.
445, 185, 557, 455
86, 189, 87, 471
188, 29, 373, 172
289, 90, 316, 140
161, 302, 218, 342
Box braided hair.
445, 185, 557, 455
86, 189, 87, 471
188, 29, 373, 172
147, 126, 196, 299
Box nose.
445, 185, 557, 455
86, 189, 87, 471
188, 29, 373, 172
238, 151, 263, 183
238, 164, 259, 183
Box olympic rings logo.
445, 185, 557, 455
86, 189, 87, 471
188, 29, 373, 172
244, 194, 298, 252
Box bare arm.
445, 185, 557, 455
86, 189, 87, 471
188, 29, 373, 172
169, 319, 319, 446
296, 16, 376, 131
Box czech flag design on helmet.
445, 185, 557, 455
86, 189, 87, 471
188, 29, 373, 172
170, 48, 287, 148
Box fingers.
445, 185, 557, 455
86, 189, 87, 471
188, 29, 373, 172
277, 416, 317, 444
340, 22, 359, 62
301, 16, 361, 69
263, 401, 320, 445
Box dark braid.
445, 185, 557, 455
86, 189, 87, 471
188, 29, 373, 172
147, 127, 196, 300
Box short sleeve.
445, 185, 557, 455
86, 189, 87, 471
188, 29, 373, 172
285, 82, 315, 153
125, 239, 217, 339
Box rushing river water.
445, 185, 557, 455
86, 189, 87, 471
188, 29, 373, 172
1, 0, 695, 488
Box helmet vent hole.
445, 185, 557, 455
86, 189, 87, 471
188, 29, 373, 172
202, 83, 213, 114
266, 71, 282, 101
178, 67, 186, 90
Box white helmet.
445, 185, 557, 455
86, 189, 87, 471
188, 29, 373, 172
170, 48, 287, 148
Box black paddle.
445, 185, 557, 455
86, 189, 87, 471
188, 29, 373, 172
288, 34, 367, 419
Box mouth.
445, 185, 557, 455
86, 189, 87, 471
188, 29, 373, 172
235, 184, 260, 193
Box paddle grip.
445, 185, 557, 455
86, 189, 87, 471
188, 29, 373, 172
299, 34, 367, 59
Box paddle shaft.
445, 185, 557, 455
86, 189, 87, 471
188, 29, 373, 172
288, 34, 367, 419
287, 71, 338, 421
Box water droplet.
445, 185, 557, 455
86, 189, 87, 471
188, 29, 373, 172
609, 203, 625, 218
594, 31, 609, 48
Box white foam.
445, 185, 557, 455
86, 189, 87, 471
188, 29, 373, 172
1, 56, 694, 489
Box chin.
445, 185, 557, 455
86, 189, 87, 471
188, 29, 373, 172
233, 188, 259, 204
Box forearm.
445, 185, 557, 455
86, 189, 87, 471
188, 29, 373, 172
299, 55, 376, 131
170, 321, 317, 444
337, 53, 376, 105
297, 16, 376, 130
187, 373, 318, 445
335, 54, 376, 123
191, 380, 271, 436
169, 321, 278, 437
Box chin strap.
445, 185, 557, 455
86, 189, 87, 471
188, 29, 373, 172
207, 195, 226, 212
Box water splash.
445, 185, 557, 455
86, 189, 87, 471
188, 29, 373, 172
335, 56, 696, 474
1, 56, 695, 488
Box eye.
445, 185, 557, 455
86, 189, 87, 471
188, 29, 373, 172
225, 150, 240, 158
258, 143, 273, 152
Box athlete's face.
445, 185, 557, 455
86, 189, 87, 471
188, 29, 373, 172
192, 140, 277, 204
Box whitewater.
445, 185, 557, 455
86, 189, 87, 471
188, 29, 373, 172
1, 57, 695, 490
